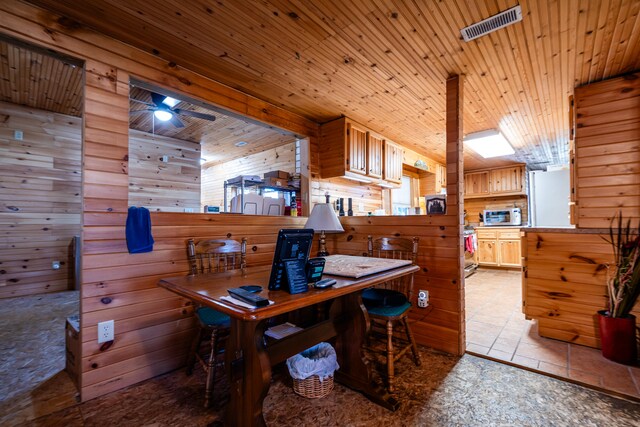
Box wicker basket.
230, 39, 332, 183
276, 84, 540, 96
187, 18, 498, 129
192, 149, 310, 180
292, 374, 334, 398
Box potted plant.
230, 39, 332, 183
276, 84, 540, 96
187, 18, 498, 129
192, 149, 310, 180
598, 213, 640, 365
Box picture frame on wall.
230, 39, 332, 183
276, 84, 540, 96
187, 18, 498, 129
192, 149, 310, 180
425, 195, 446, 215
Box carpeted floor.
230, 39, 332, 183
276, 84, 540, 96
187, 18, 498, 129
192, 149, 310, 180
1, 291, 639, 426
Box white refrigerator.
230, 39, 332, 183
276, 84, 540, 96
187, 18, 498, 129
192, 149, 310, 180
528, 169, 571, 227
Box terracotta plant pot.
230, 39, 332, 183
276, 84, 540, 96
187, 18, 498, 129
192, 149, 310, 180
597, 310, 638, 365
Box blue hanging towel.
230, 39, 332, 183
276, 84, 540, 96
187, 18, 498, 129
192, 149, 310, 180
126, 206, 154, 254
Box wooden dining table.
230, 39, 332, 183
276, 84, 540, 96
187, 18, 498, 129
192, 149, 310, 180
158, 261, 419, 426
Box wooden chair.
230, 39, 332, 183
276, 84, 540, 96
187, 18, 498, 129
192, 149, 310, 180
185, 237, 247, 408
363, 235, 421, 392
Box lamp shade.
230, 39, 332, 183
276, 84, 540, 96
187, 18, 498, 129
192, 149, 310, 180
304, 203, 344, 233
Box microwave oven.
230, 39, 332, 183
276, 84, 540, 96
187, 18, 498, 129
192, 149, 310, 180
483, 208, 522, 226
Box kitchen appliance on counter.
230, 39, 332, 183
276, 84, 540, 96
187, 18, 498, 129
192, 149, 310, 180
483, 208, 522, 226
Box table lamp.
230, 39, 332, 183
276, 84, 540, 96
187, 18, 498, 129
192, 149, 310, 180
304, 202, 344, 256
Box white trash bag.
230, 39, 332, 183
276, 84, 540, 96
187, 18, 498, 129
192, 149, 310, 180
286, 342, 339, 382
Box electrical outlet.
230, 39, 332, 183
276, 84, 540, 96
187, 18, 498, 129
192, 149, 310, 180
417, 290, 429, 308
14, 130, 23, 140
184, 207, 194, 213
98, 320, 114, 343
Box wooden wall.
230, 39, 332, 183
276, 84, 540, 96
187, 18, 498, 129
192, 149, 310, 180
0, 101, 81, 298
202, 142, 296, 210
0, 1, 464, 402
128, 130, 201, 212
573, 72, 640, 228
523, 231, 640, 349
464, 196, 529, 226
311, 177, 384, 216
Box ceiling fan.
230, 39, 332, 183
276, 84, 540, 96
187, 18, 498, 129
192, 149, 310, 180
129, 91, 216, 128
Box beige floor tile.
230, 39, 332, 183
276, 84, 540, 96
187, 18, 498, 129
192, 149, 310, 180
601, 373, 640, 397
466, 343, 490, 355
467, 331, 498, 348
569, 369, 602, 387
465, 268, 639, 399
538, 362, 568, 377
491, 337, 518, 354
515, 342, 568, 366
488, 348, 513, 361
512, 355, 540, 369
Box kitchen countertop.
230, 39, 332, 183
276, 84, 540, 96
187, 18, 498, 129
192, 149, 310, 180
521, 227, 611, 234
471, 226, 611, 234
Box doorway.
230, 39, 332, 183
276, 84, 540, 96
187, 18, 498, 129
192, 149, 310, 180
0, 35, 84, 423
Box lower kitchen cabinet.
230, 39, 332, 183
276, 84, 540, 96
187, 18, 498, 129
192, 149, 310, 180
477, 240, 498, 265
498, 239, 521, 267
476, 227, 522, 267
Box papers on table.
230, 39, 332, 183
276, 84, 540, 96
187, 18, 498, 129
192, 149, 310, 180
220, 295, 274, 309
264, 322, 303, 339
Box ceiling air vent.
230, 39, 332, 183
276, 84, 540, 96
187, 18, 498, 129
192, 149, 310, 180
460, 5, 523, 42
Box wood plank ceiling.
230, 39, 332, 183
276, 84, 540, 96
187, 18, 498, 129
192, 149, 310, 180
0, 39, 83, 117
19, 1, 640, 170
0, 37, 297, 166
129, 86, 298, 166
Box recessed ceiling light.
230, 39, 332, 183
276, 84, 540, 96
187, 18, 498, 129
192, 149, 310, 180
154, 110, 172, 122
464, 130, 515, 158
235, 141, 248, 147
162, 96, 180, 108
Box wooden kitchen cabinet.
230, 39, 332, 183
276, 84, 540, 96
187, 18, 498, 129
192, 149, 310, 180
465, 165, 525, 198
384, 140, 403, 184
464, 171, 490, 197
347, 122, 368, 176
320, 117, 400, 185
498, 240, 521, 266
367, 132, 384, 178
477, 239, 498, 265
490, 166, 524, 194
476, 227, 522, 267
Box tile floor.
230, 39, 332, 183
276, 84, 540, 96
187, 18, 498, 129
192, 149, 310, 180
465, 268, 640, 399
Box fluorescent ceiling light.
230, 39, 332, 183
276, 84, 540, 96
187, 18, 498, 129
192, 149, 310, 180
464, 130, 515, 158
154, 110, 173, 121
162, 96, 180, 108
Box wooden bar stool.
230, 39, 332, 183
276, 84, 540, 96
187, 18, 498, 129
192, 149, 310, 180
362, 235, 421, 392
185, 237, 247, 408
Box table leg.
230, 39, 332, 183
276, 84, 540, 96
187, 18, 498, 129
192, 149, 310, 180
332, 293, 399, 411
224, 318, 270, 426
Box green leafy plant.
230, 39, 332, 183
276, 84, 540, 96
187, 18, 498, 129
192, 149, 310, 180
603, 213, 640, 318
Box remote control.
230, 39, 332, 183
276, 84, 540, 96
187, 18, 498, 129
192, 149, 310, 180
314, 278, 336, 289
227, 288, 269, 307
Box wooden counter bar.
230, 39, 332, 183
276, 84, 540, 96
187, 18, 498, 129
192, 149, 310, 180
522, 229, 640, 348
159, 263, 419, 426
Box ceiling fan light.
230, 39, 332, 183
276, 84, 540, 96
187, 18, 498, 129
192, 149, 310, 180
154, 110, 173, 122
162, 96, 180, 108
464, 130, 515, 158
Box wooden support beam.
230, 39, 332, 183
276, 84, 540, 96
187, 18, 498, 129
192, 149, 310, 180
446, 74, 465, 355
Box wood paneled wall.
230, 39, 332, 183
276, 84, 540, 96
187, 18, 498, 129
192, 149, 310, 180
82, 212, 306, 400
202, 142, 296, 210
464, 196, 529, 226
128, 130, 201, 212
523, 231, 640, 349
0, 101, 81, 298
311, 177, 384, 216
0, 2, 464, 402
573, 72, 640, 228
